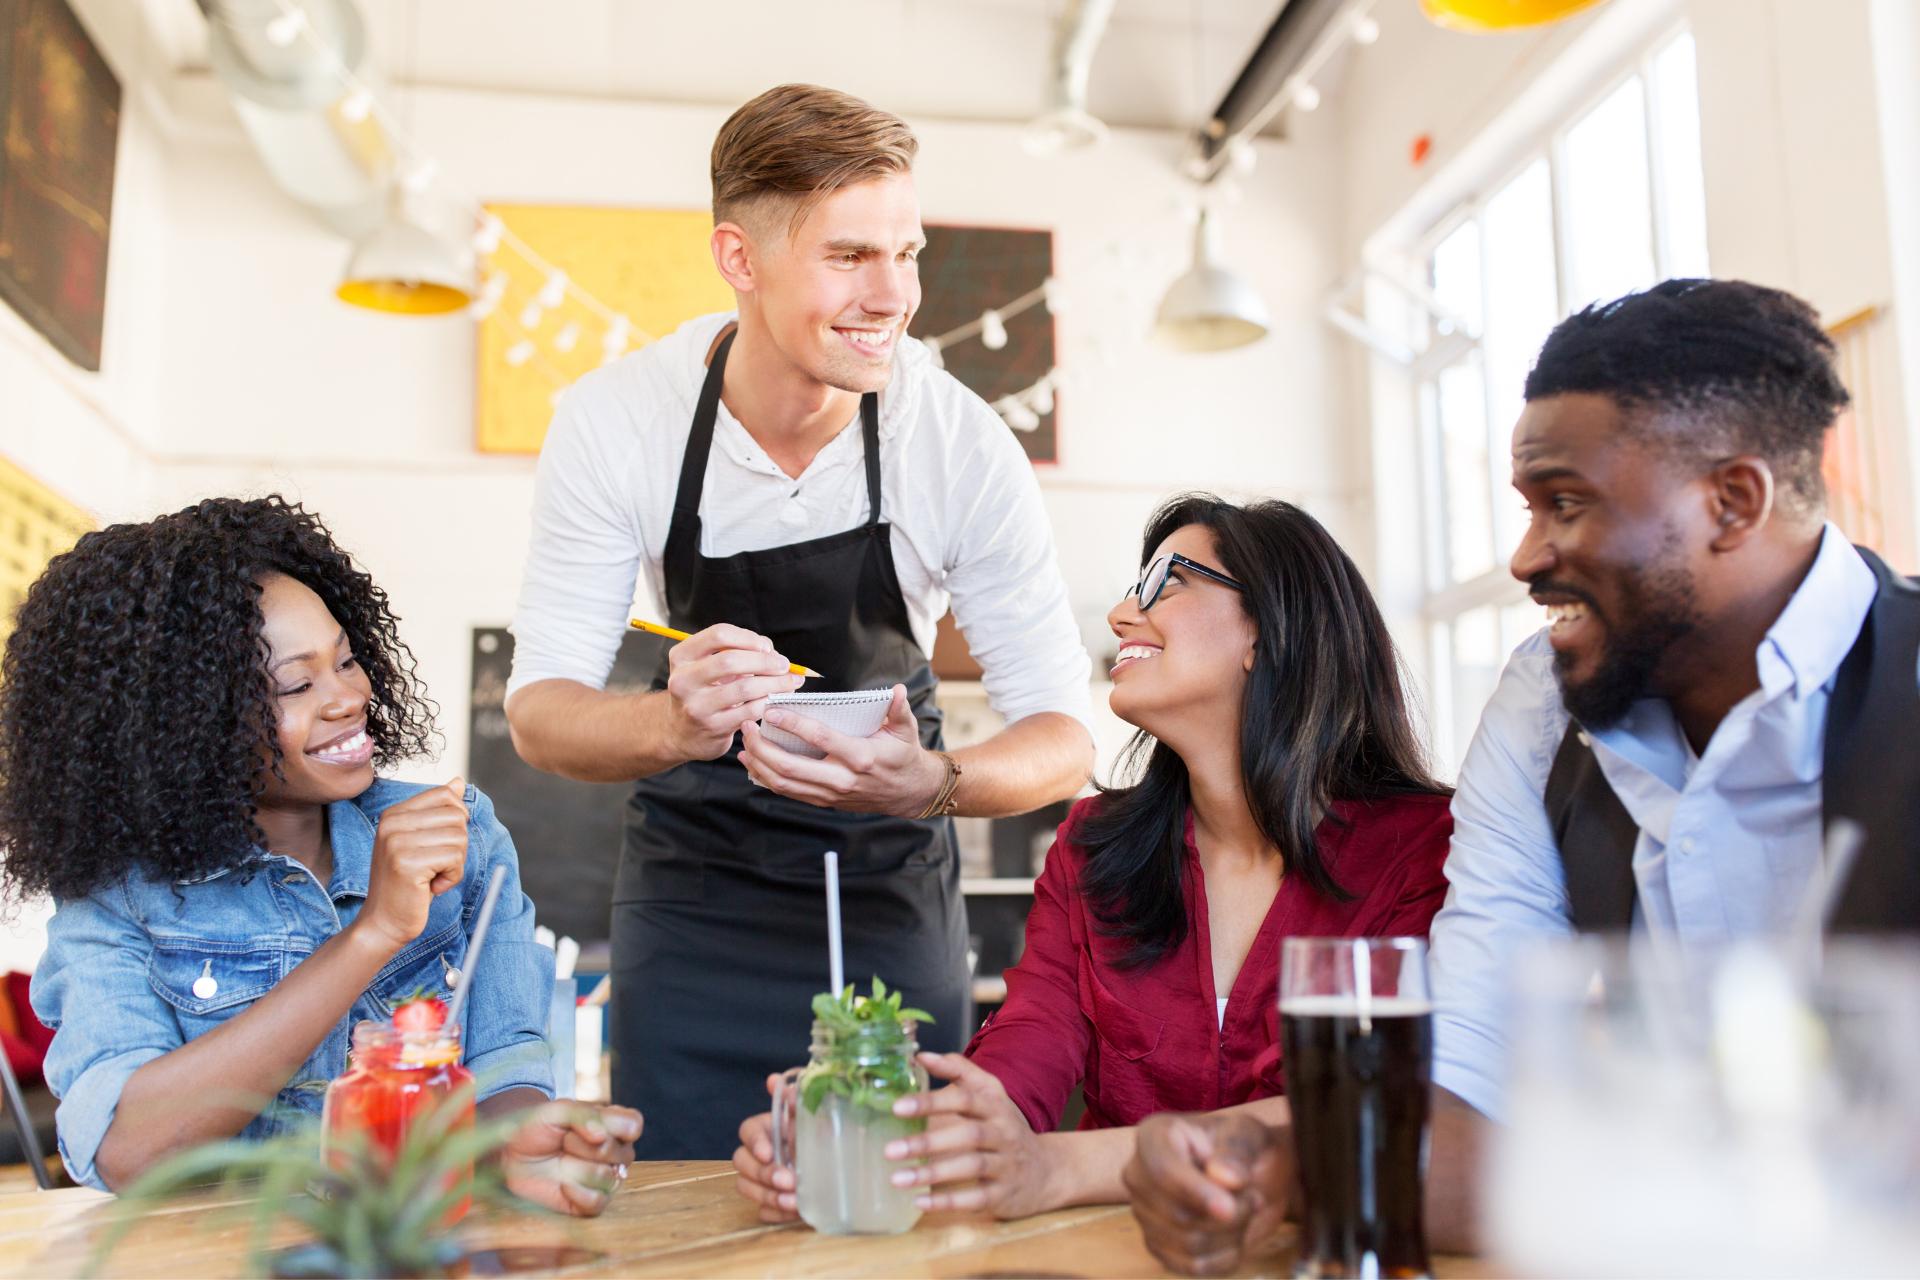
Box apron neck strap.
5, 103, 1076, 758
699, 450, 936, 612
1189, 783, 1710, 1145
672, 327, 736, 525
860, 386, 882, 527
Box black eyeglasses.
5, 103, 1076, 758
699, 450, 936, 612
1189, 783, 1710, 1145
1126, 552, 1247, 611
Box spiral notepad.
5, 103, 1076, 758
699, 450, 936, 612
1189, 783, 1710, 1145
759, 689, 893, 758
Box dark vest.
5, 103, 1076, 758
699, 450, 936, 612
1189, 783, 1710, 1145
1545, 546, 1920, 933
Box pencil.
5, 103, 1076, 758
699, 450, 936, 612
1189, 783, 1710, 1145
628, 619, 821, 679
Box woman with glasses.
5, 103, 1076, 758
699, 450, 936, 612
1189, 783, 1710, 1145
733, 493, 1452, 1221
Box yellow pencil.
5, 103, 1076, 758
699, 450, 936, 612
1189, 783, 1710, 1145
628, 619, 821, 679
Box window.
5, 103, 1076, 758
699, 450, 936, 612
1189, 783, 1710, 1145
1408, 29, 1709, 774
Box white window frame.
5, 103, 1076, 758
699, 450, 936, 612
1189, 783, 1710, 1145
1370, 23, 1705, 774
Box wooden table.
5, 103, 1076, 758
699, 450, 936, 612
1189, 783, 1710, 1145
0, 1161, 1487, 1278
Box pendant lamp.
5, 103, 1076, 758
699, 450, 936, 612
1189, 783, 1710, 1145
336, 190, 474, 315
1419, 0, 1610, 31
1152, 209, 1271, 353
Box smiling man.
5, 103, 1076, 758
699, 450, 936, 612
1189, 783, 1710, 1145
503, 85, 1094, 1157
1120, 279, 1920, 1273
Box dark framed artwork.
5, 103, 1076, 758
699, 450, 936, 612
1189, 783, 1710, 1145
0, 0, 120, 371
912, 225, 1058, 465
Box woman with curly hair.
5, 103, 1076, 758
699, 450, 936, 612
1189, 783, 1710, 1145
3, 495, 640, 1205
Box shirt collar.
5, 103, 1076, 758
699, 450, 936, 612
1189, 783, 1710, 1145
171, 794, 378, 897
672, 310, 922, 444
322, 795, 377, 899
1755, 523, 1877, 702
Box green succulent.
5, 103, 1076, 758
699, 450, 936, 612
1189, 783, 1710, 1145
800, 977, 933, 1119
88, 1087, 542, 1280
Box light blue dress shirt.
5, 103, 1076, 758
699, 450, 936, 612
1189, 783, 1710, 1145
1430, 525, 1888, 1120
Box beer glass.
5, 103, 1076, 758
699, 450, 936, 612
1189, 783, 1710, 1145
1280, 936, 1434, 1280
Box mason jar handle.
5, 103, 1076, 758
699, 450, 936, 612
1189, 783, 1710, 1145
767, 1066, 804, 1174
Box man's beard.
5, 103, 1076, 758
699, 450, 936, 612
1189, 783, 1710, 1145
1550, 562, 1700, 730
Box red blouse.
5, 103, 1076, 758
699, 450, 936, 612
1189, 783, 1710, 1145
965, 792, 1453, 1133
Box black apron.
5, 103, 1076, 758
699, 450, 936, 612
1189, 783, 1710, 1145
611, 330, 970, 1158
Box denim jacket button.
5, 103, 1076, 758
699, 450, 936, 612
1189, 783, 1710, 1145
192, 960, 219, 1000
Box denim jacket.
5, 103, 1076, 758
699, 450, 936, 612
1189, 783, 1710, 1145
29, 779, 555, 1190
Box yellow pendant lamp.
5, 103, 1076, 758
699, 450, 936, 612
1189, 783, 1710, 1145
1419, 0, 1609, 32
336, 190, 475, 316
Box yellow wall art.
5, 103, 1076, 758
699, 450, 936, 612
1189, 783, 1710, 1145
475, 204, 734, 455
0, 455, 92, 653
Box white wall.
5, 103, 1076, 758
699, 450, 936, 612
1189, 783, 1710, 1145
136, 81, 1353, 782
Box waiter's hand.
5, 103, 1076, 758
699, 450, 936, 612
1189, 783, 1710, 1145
738, 684, 945, 817
663, 624, 806, 763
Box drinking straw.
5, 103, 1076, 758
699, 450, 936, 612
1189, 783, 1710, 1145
825, 851, 845, 996
446, 864, 508, 1032
822, 850, 853, 1225
1815, 818, 1865, 935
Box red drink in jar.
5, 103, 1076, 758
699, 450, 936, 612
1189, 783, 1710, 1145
321, 1017, 476, 1222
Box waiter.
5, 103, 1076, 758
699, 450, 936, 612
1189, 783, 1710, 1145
505, 84, 1095, 1158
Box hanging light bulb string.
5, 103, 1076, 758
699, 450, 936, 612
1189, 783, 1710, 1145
264, 0, 1063, 418
264, 0, 650, 355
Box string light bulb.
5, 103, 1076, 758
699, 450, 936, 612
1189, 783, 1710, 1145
553, 322, 580, 353
519, 302, 544, 330
1294, 83, 1322, 112
338, 88, 373, 123
401, 158, 438, 194
538, 270, 569, 309
1353, 13, 1381, 44
265, 7, 309, 46
1041, 277, 1066, 315
999, 398, 1040, 432
505, 340, 536, 367
1030, 378, 1055, 416
980, 309, 1009, 351
472, 215, 503, 255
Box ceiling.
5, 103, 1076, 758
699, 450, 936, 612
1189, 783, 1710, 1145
141, 0, 1285, 134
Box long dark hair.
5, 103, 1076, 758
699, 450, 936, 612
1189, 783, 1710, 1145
1079, 494, 1446, 968
0, 495, 438, 903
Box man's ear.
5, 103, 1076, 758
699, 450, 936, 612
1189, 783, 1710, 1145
1707, 455, 1775, 552
711, 220, 758, 294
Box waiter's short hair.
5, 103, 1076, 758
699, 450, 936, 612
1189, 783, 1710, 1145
711, 84, 917, 238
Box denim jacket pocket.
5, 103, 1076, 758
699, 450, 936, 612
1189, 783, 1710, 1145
368, 916, 466, 1016
148, 938, 284, 1022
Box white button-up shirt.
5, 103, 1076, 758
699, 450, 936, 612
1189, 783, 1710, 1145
509, 311, 1092, 731
1430, 525, 1888, 1120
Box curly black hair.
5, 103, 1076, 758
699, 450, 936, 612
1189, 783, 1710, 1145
0, 495, 438, 903
1524, 278, 1851, 510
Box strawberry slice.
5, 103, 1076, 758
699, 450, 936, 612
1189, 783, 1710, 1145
391, 987, 449, 1035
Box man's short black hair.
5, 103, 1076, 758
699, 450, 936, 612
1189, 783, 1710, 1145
1524, 278, 1851, 510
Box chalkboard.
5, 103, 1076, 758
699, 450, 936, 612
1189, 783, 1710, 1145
468, 627, 669, 945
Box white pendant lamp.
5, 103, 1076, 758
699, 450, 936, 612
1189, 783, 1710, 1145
1152, 209, 1271, 352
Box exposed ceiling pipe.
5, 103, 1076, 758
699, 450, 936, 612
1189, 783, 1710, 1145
1185, 0, 1358, 183
195, 0, 391, 237
1023, 0, 1116, 155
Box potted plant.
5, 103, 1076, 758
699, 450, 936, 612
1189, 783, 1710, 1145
89, 1085, 538, 1279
